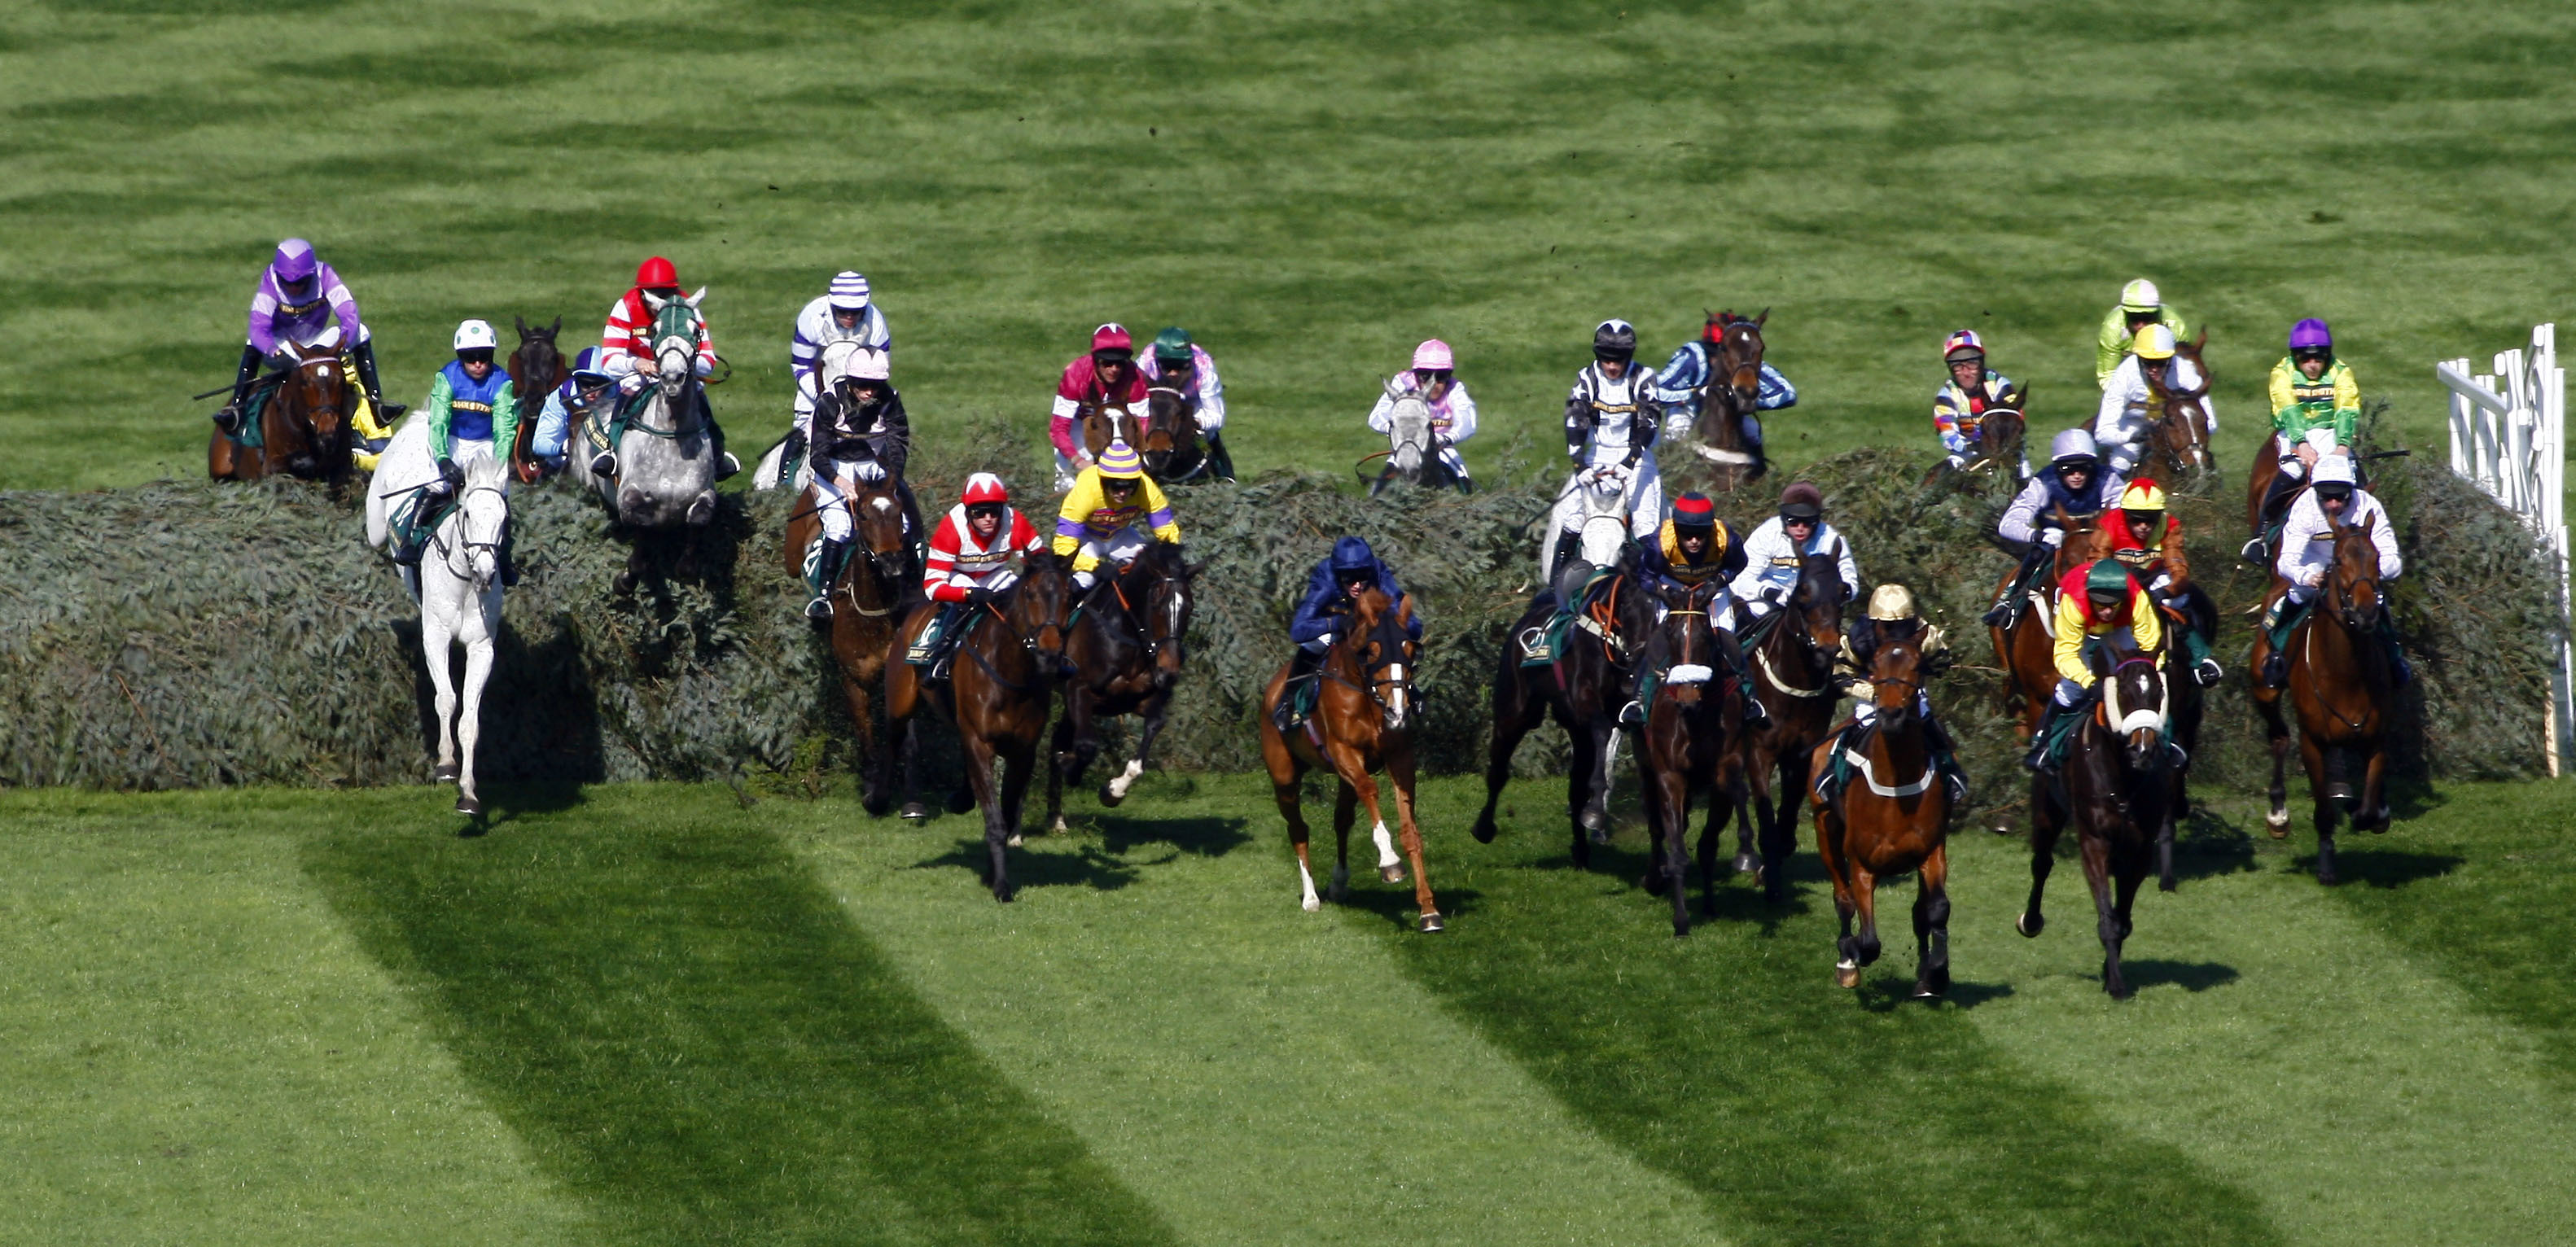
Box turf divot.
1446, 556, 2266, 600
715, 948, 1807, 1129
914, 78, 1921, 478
304, 787, 1179, 1247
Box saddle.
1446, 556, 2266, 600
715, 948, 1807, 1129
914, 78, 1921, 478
1517, 567, 1621, 666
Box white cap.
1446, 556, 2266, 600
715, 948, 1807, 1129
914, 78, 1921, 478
2313, 455, 2357, 487
2120, 278, 2161, 313
453, 319, 497, 352
818, 341, 889, 387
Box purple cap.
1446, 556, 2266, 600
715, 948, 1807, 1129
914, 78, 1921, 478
2289, 317, 2333, 352
271, 238, 317, 283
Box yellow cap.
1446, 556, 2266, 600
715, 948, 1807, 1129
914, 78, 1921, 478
2120, 479, 2168, 510
2132, 324, 2176, 360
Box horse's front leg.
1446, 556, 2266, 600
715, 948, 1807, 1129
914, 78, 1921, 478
453, 632, 494, 818
1816, 807, 1860, 987
1913, 842, 1952, 999
2356, 740, 2393, 834
2255, 683, 2293, 838
1387, 744, 1441, 932
959, 735, 1010, 902
2080, 829, 2128, 999
1579, 719, 1617, 845
992, 736, 1036, 903
1733, 719, 1764, 874
1472, 671, 1544, 843
848, 667, 892, 817
1759, 737, 1806, 904
2018, 777, 2061, 938
1043, 716, 1074, 838
1330, 774, 1358, 903
1263, 707, 1319, 912
1099, 691, 1167, 807
1565, 720, 1601, 869
423, 614, 460, 785
1644, 758, 1691, 938
2302, 735, 2339, 885
1343, 755, 1407, 887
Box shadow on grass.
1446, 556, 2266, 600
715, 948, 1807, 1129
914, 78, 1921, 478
304, 822, 1179, 1246
1856, 975, 2019, 1012
2121, 960, 2243, 992
911, 837, 1152, 892
1096, 813, 1252, 858
2324, 847, 2466, 890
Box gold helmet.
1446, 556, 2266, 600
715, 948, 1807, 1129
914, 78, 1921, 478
2131, 323, 2177, 360
1866, 584, 1917, 622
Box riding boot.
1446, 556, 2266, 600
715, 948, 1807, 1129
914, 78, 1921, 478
1275, 646, 1324, 732
1713, 623, 1770, 726
351, 337, 388, 418
703, 395, 739, 479
1922, 711, 1972, 804
1452, 473, 1474, 496
926, 604, 966, 683
2024, 699, 2070, 771
1983, 545, 2045, 628
217, 343, 261, 432
2379, 618, 2415, 685
1548, 528, 1584, 584
497, 525, 519, 588
805, 536, 850, 620
1203, 431, 1237, 482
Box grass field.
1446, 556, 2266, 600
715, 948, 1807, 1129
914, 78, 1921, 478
6, 776, 2576, 1244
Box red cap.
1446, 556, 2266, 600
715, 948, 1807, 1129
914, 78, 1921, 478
1671, 492, 1716, 526
636, 256, 678, 289
1090, 322, 1133, 355
961, 472, 1010, 505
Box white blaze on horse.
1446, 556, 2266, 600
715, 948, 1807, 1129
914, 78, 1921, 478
367, 419, 510, 816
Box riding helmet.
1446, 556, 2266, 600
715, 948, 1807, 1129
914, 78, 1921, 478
2119, 479, 2169, 514
1943, 329, 1985, 364
453, 319, 498, 353
961, 472, 1011, 506
2131, 324, 2177, 360
827, 270, 872, 312
1866, 584, 1917, 622
2313, 455, 2358, 488
1778, 480, 1824, 520
1412, 339, 1454, 371
2289, 317, 2333, 353
636, 256, 679, 290
1592, 319, 1637, 361
1671, 492, 1718, 531
2084, 559, 2133, 605
2048, 427, 2101, 466
2120, 278, 2161, 313
1330, 536, 1378, 575
1153, 326, 1194, 363
1096, 440, 1146, 479
271, 238, 318, 284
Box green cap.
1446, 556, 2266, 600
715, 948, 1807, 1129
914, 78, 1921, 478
1152, 326, 1194, 361
2085, 560, 2131, 600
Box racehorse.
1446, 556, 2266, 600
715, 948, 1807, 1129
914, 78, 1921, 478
886, 550, 1079, 902
506, 317, 564, 484
1990, 506, 2105, 739
1360, 382, 1460, 496
2017, 638, 2173, 999
786, 468, 918, 816
2250, 518, 2396, 883
1920, 387, 2030, 487
1076, 399, 1137, 463
1691, 309, 1769, 490
2245, 439, 2285, 545
2144, 330, 2215, 477
1258, 587, 1443, 931
208, 342, 352, 484
1140, 384, 1208, 483
589, 291, 718, 529
1634, 578, 1736, 936
1807, 627, 1953, 995
1043, 543, 1198, 831
1470, 549, 1656, 867
1718, 547, 1848, 902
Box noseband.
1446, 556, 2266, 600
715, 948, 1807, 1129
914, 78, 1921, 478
436, 483, 507, 578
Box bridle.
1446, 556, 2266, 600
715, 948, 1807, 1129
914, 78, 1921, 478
433, 483, 508, 584
1654, 581, 1722, 706
1715, 321, 1763, 409
1755, 555, 1839, 698
1328, 600, 1417, 728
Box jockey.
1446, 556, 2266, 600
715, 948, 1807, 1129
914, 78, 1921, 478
2103, 479, 2223, 686
1650, 311, 1798, 464
1367, 339, 1478, 492
417, 319, 520, 584
1832, 584, 1969, 805
1730, 481, 1863, 629
594, 255, 735, 481
1628, 491, 1765, 727
802, 347, 922, 619
909, 473, 1048, 679
530, 347, 615, 478
2253, 317, 2361, 545
2258, 455, 2409, 687
220, 238, 385, 435
790, 271, 891, 448
1544, 319, 1666, 582
1050, 324, 1150, 491
2095, 278, 2190, 387
1138, 327, 1238, 483
1983, 429, 2124, 627
1052, 440, 1180, 590
2094, 323, 2216, 477
2026, 558, 2166, 770
1277, 536, 1421, 732
1932, 330, 2022, 470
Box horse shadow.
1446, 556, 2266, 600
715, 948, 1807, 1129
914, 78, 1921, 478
1539, 834, 1821, 931
910, 838, 1149, 893
2171, 807, 2262, 881
1858, 977, 2016, 1012
1095, 814, 1252, 859
1339, 880, 1485, 931
2304, 847, 2464, 890
2114, 960, 2241, 992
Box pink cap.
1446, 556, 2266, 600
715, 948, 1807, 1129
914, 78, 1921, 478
1411, 339, 1453, 370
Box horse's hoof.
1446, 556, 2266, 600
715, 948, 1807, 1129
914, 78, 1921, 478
2158, 876, 2178, 893
612, 571, 636, 594
1379, 864, 1406, 885
947, 789, 976, 815
2265, 808, 2290, 838
1988, 820, 2017, 837
1302, 895, 1321, 912
1418, 912, 1444, 934
861, 795, 893, 817
2016, 912, 2044, 939
1047, 816, 1069, 836
1835, 960, 1861, 989
1470, 816, 1498, 844
1097, 786, 1124, 808
433, 763, 459, 782
1005, 833, 1024, 848
455, 794, 482, 816
898, 802, 931, 820
994, 888, 1015, 904
2316, 866, 2339, 886
1733, 851, 1759, 875
1588, 825, 1611, 846
1916, 968, 1952, 999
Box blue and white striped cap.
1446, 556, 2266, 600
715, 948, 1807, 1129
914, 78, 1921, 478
827, 270, 871, 310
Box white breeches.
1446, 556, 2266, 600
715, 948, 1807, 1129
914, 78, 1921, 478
2053, 677, 2090, 707
2274, 429, 2341, 472
1549, 453, 1662, 536
259, 322, 370, 351
2096, 409, 2149, 474
931, 567, 1019, 598
1070, 527, 1152, 585
1435, 445, 1470, 479
447, 438, 510, 494
1853, 690, 1932, 724
812, 466, 885, 543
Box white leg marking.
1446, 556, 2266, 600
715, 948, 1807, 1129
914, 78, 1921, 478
1372, 820, 1400, 869
1107, 758, 1146, 799
1299, 860, 1321, 912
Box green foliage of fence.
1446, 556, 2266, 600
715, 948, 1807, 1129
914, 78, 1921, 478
1, 420, 2556, 790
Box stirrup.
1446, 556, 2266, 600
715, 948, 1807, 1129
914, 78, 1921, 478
2240, 536, 2267, 565
2259, 652, 2288, 689
589, 451, 619, 478
717, 451, 741, 480
1979, 600, 2013, 628
2193, 658, 2224, 687
1618, 699, 1645, 726
212, 405, 243, 435
804, 595, 833, 620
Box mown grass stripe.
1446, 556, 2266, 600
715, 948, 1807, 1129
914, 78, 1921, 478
1377, 780, 2282, 1246
301, 785, 1180, 1247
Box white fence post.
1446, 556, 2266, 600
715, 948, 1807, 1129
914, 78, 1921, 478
2439, 324, 2569, 776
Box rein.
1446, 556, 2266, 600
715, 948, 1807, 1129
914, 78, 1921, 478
432, 483, 507, 580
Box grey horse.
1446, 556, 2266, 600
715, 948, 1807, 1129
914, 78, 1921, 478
592, 289, 719, 528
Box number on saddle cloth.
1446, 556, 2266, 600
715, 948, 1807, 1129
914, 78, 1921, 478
1518, 567, 1616, 666
905, 604, 979, 667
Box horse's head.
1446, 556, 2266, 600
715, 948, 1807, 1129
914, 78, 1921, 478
272, 343, 349, 473
1141, 386, 1194, 475
642, 289, 704, 400
453, 455, 511, 593
1652, 579, 1724, 708
1119, 541, 1198, 682
1713, 308, 1768, 405
511, 316, 564, 396
2052, 505, 2106, 578
1343, 586, 1421, 731
1980, 387, 2028, 467
1868, 625, 1930, 733
845, 473, 910, 573
1010, 549, 1079, 677
2328, 513, 2386, 631
2149, 331, 2214, 471
1383, 382, 1435, 475
1790, 540, 1850, 655
2102, 644, 2171, 774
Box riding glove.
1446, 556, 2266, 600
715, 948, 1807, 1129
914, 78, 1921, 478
2039, 528, 2065, 548
435, 457, 462, 493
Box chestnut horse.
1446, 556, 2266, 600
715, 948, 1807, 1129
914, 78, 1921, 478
1076, 400, 1137, 462
887, 550, 1078, 902
1634, 578, 1736, 936
1470, 554, 1658, 868
1989, 507, 2105, 739
1717, 547, 1848, 902
208, 343, 351, 483
1044, 542, 1198, 830
1807, 627, 1953, 995
786, 470, 918, 816
2017, 639, 2173, 999
1691, 309, 1769, 490
1259, 588, 1443, 931
1139, 385, 1207, 483
2250, 518, 2397, 883
2144, 331, 2215, 477
506, 317, 564, 483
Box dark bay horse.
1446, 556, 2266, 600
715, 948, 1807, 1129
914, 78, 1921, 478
2017, 641, 2173, 999
208, 343, 351, 483
2250, 518, 2396, 883
786, 470, 918, 816
1921, 387, 2029, 487
1692, 309, 1769, 490
1990, 507, 2104, 739
1258, 588, 1444, 931
1044, 543, 1198, 830
506, 317, 564, 483
1807, 628, 1953, 996
1470, 555, 1657, 868
1635, 578, 1735, 936
2145, 330, 2215, 477
1140, 385, 1207, 483
1719, 548, 1848, 902
887, 551, 1078, 902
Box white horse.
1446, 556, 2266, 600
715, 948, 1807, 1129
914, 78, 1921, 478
368, 427, 509, 816
594, 289, 719, 527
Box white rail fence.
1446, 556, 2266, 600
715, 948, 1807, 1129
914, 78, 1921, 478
2438, 323, 2569, 775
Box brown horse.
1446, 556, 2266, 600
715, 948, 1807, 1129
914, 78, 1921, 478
1691, 309, 1769, 490
208, 343, 351, 483
1717, 547, 1848, 902
506, 317, 564, 483
1989, 506, 2105, 740
1921, 387, 2030, 487
1635, 578, 1735, 936
1044, 542, 1198, 830
2017, 639, 2174, 999
2245, 439, 2285, 541
2250, 518, 2396, 883
1258, 588, 1443, 931
1076, 400, 1138, 462
786, 470, 918, 815
1139, 385, 1207, 483
887, 550, 1078, 902
1470, 554, 1658, 868
2144, 330, 2215, 477
1807, 628, 1952, 995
